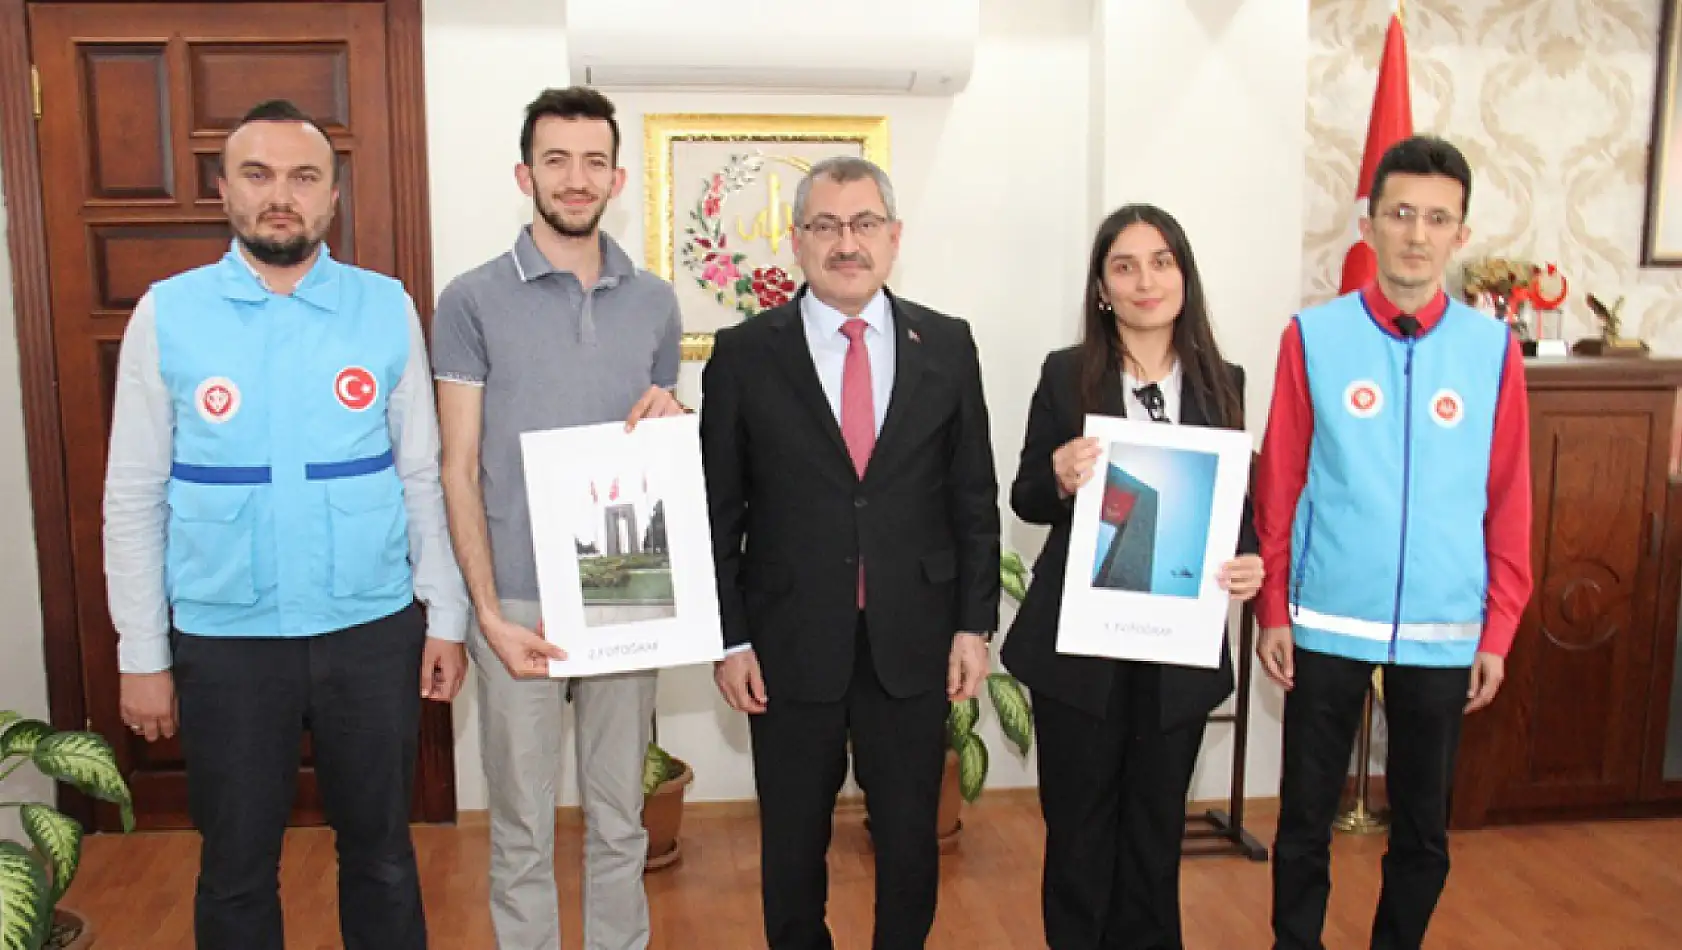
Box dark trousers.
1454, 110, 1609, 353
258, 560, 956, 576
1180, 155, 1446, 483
1033, 663, 1207, 950
1272, 646, 1472, 950
173, 602, 428, 950
748, 615, 948, 950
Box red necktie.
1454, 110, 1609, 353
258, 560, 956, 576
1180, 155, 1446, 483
840, 318, 874, 605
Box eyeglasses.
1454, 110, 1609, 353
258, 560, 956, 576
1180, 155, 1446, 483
798, 212, 890, 241
1375, 204, 1461, 231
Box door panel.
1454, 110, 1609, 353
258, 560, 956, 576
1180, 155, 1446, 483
83, 45, 175, 201
28, 1, 443, 832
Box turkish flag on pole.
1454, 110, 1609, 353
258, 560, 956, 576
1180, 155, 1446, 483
1339, 5, 1414, 295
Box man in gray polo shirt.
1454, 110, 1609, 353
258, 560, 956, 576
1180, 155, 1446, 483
432, 86, 684, 950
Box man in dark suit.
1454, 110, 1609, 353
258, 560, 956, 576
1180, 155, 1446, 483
700, 155, 1001, 950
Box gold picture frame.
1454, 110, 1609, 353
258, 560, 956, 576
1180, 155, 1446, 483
1644, 0, 1682, 265
642, 113, 891, 361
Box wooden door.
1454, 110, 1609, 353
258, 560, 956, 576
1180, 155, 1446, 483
1452, 387, 1670, 827
26, 1, 451, 832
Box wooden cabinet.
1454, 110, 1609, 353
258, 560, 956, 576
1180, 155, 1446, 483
1451, 359, 1682, 828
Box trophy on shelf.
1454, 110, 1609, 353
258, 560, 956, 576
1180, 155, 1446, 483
1461, 257, 1570, 357
1524, 263, 1570, 358
1572, 293, 1650, 357
1461, 257, 1535, 346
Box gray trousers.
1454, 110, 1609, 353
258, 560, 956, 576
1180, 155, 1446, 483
469, 599, 657, 950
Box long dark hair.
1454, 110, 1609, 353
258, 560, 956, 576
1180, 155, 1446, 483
1077, 204, 1243, 431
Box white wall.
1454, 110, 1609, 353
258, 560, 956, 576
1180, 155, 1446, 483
0, 141, 56, 839
425, 0, 1306, 810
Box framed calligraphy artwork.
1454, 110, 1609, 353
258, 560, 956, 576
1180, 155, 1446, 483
642, 113, 891, 360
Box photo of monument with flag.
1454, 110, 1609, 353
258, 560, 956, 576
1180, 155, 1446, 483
1090, 441, 1218, 600
519, 415, 724, 677
1057, 415, 1251, 669
573, 466, 676, 628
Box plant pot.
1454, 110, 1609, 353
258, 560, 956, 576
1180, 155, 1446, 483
51, 908, 95, 950
934, 748, 963, 853
642, 756, 692, 872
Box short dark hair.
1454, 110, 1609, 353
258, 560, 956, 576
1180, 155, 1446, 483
1368, 134, 1472, 220
221, 98, 337, 184
520, 86, 620, 167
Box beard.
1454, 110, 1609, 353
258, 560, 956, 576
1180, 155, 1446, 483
534, 190, 607, 239
237, 231, 322, 267
234, 208, 329, 267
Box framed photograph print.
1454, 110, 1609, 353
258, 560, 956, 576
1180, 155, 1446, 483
519, 415, 724, 677
1643, 0, 1682, 265
1055, 415, 1252, 669
642, 113, 890, 360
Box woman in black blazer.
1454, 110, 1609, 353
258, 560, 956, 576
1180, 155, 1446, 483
1000, 204, 1263, 950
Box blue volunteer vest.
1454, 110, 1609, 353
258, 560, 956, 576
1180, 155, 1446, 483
152, 244, 415, 638
1289, 291, 1508, 667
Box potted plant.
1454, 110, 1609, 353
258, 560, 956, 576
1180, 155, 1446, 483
934, 551, 1035, 848
640, 718, 691, 873
1, 710, 135, 949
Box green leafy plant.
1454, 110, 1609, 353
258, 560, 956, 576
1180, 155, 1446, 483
641, 739, 686, 796
640, 712, 688, 797
1, 711, 134, 950
946, 551, 1035, 803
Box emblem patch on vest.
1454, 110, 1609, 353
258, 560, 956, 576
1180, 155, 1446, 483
195, 377, 241, 424
1430, 389, 1464, 427
1343, 379, 1383, 419
335, 366, 378, 412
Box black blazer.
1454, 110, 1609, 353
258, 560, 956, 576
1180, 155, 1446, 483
998, 346, 1259, 730
700, 286, 1001, 704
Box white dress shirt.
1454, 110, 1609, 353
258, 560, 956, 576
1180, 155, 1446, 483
103, 256, 469, 674
801, 288, 895, 434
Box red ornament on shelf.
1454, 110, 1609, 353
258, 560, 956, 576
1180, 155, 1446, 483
1529, 262, 1569, 311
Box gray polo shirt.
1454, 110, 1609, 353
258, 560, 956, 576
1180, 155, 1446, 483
431, 227, 681, 600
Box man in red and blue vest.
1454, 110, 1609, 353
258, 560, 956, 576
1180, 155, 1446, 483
1255, 135, 1534, 950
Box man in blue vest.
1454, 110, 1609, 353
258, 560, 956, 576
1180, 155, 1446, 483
103, 99, 470, 950
1255, 135, 1534, 949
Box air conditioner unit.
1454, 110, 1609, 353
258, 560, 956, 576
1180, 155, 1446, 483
565, 0, 979, 96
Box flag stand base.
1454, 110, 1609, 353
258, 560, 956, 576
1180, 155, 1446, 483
1335, 686, 1390, 835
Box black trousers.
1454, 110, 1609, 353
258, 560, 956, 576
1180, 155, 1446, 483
173, 601, 428, 950
748, 615, 948, 950
1272, 646, 1472, 950
1033, 663, 1207, 950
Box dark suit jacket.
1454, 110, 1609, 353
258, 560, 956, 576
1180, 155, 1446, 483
700, 286, 1001, 704
998, 346, 1259, 730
